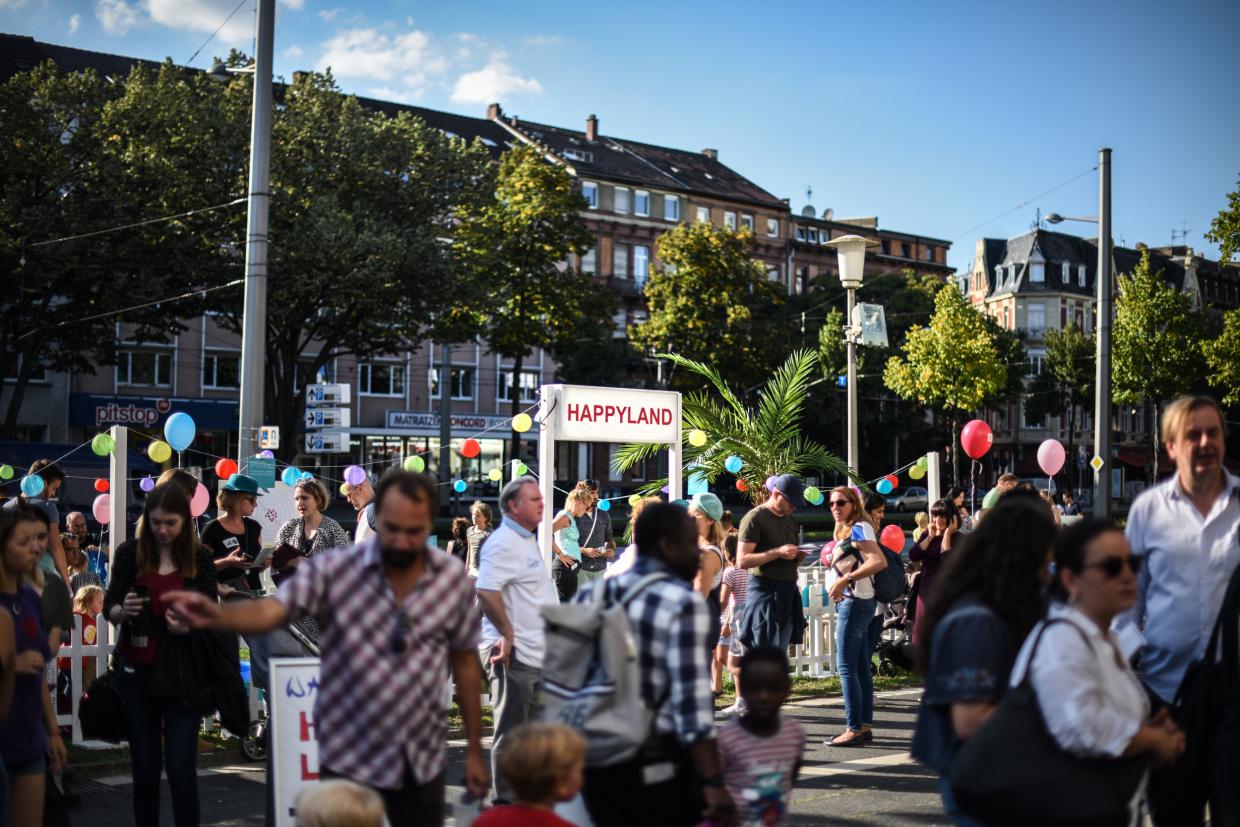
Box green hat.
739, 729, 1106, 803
690, 492, 724, 522
221, 473, 259, 495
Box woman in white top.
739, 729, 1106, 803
1011, 518, 1185, 825
825, 485, 888, 746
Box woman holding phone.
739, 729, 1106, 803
200, 474, 267, 594
909, 498, 959, 645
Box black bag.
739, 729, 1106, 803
78, 667, 126, 743
950, 619, 1147, 827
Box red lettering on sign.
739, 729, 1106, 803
299, 711, 316, 742
567, 404, 580, 420
300, 752, 319, 781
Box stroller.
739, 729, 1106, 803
874, 565, 918, 675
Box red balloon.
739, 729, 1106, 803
460, 438, 481, 459
884, 475, 899, 490
880, 524, 905, 553
960, 419, 994, 460
94, 478, 109, 493
735, 479, 748, 492
819, 540, 836, 566
215, 458, 238, 479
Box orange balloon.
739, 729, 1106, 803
460, 438, 481, 459
94, 478, 109, 493
735, 479, 748, 492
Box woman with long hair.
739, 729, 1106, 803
466, 502, 493, 578
947, 486, 973, 532
688, 492, 728, 667
826, 486, 888, 746
273, 478, 349, 586
909, 498, 960, 645
550, 488, 591, 602
445, 517, 471, 565
104, 483, 218, 827
910, 492, 1057, 825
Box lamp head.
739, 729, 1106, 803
1046, 213, 1065, 224
207, 60, 230, 82
824, 234, 878, 290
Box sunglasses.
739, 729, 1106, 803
391, 613, 411, 655
1084, 556, 1142, 579
828, 499, 850, 508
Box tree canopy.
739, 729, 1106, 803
1206, 174, 1240, 265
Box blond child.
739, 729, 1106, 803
59, 584, 104, 686
911, 511, 929, 543
294, 779, 384, 827
474, 723, 585, 827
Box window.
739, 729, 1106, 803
612, 243, 629, 278
428, 366, 473, 400
796, 226, 806, 241
612, 311, 628, 339
614, 187, 630, 215
1061, 262, 1070, 284
580, 245, 596, 274
563, 148, 593, 163
1027, 304, 1046, 336
766, 218, 779, 237
808, 228, 818, 244
497, 370, 539, 403
741, 214, 754, 231
724, 212, 736, 230
696, 206, 710, 224
359, 362, 406, 397
882, 239, 891, 255
924, 247, 935, 262
202, 351, 239, 389
116, 350, 171, 387
766, 265, 781, 283
901, 242, 912, 258
1026, 349, 1045, 376
294, 359, 335, 393
2, 355, 47, 383
994, 265, 1003, 287
1030, 260, 1045, 283
1021, 398, 1045, 429
634, 190, 650, 217
582, 181, 598, 209
664, 196, 679, 222
633, 245, 650, 284
1077, 265, 1086, 287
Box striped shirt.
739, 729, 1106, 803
275, 536, 479, 789
723, 566, 749, 612
718, 716, 806, 827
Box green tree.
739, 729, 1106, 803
1206, 174, 1240, 265
631, 222, 784, 392
1203, 307, 1240, 406
1024, 323, 1095, 490
1113, 249, 1207, 482
883, 284, 1008, 481
612, 349, 853, 501
452, 144, 609, 459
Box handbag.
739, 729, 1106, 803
78, 666, 126, 743
949, 618, 1147, 827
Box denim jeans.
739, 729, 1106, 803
118, 663, 202, 827
835, 595, 876, 731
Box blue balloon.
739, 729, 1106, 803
724, 455, 743, 474
597, 499, 611, 512
300, 472, 313, 482
20, 474, 44, 498
163, 412, 196, 452
281, 466, 301, 487
453, 479, 467, 493
876, 478, 894, 495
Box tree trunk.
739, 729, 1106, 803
1149, 400, 1159, 487
950, 415, 961, 486
1065, 401, 1077, 498
509, 350, 525, 471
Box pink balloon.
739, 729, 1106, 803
1037, 439, 1066, 476
819, 540, 836, 566
880, 524, 906, 553
961, 419, 993, 460
190, 482, 210, 517
92, 493, 111, 525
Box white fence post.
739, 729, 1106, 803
56, 613, 116, 739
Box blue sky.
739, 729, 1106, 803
3, 0, 1238, 273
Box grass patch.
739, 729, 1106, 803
448, 704, 494, 733
714, 667, 920, 708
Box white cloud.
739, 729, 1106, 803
521, 35, 560, 47
317, 25, 448, 96
451, 57, 541, 105
68, 13, 81, 34
317, 7, 341, 21
284, 44, 303, 59
279, 0, 304, 8
144, 0, 253, 43
95, 0, 141, 34
0, 0, 29, 9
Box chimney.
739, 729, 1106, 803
486, 102, 503, 121
586, 114, 598, 142
701, 148, 718, 161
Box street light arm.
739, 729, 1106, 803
1045, 213, 1099, 225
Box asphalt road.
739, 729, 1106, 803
71, 687, 948, 826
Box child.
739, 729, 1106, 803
717, 544, 751, 715
911, 511, 929, 543
717, 647, 806, 827
294, 779, 384, 827
474, 722, 585, 827
59, 583, 103, 688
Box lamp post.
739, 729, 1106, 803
1047, 147, 1112, 517
824, 234, 878, 476
210, 0, 274, 462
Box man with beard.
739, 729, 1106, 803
1118, 395, 1239, 826
165, 471, 489, 827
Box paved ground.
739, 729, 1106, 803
71, 688, 948, 825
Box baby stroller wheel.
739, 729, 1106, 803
240, 720, 267, 762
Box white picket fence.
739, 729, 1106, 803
791, 568, 839, 678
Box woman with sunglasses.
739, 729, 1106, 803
825, 486, 889, 746
201, 474, 267, 595
1008, 518, 1184, 824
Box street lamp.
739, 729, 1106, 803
824, 234, 878, 477
1047, 147, 1113, 517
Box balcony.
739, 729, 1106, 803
607, 276, 646, 297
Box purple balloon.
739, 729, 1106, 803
765, 475, 778, 492
344, 465, 366, 486
139, 476, 155, 492
661, 485, 670, 494
258, 449, 275, 459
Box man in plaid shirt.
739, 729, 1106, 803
577, 502, 736, 827
167, 472, 488, 827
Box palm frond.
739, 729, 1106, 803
658, 352, 750, 421
611, 440, 666, 474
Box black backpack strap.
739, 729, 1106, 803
1017, 616, 1097, 690
1214, 558, 1240, 691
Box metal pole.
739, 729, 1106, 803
846, 287, 859, 475
107, 425, 128, 557
438, 343, 453, 490
236, 0, 274, 463
1093, 148, 1112, 517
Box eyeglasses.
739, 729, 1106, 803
828, 500, 850, 508
1084, 556, 1142, 579
391, 613, 411, 655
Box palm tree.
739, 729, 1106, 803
612, 349, 855, 503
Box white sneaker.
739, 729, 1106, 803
716, 702, 740, 717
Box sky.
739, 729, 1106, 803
3, 0, 1238, 274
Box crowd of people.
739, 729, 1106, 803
0, 391, 1236, 827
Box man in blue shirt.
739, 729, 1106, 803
1119, 395, 1240, 826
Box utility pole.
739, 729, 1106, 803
1093, 148, 1113, 517
236, 0, 274, 462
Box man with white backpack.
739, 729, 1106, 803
542, 502, 736, 827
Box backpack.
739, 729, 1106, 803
540, 572, 668, 767
835, 536, 906, 604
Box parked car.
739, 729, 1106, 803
890, 486, 928, 512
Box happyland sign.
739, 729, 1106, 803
551, 385, 680, 444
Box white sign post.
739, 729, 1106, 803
536, 384, 682, 569
269, 658, 322, 827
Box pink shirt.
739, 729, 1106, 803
717, 716, 806, 827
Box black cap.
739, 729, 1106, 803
772, 474, 806, 509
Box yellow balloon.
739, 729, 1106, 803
340, 482, 350, 495
687, 429, 707, 447
512, 413, 533, 433
908, 464, 926, 480
488, 468, 503, 482
628, 494, 642, 507
147, 440, 172, 463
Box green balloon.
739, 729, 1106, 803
804, 486, 821, 502
516, 462, 529, 476
403, 455, 426, 473
91, 433, 115, 456
0, 465, 12, 480
916, 456, 928, 471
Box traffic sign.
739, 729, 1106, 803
259, 425, 280, 450
306, 383, 351, 405
1090, 455, 1105, 472
305, 432, 348, 453
304, 408, 351, 429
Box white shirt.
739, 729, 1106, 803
827, 522, 878, 600
1012, 603, 1149, 759
476, 516, 558, 668
1115, 471, 1240, 701
606, 543, 638, 579
354, 502, 376, 545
